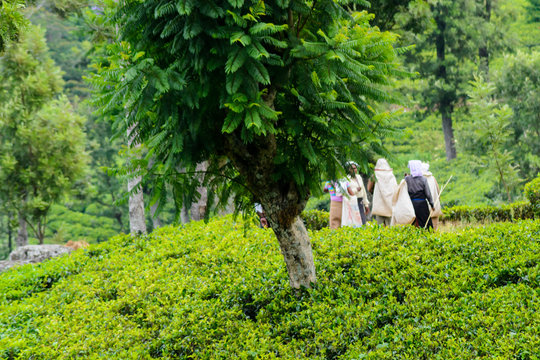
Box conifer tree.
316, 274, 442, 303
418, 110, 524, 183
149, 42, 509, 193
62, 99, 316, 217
91, 0, 403, 288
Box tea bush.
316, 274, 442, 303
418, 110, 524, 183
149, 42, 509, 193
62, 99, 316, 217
442, 201, 536, 223
524, 175, 540, 216
301, 209, 329, 231
0, 217, 539, 359
46, 204, 121, 243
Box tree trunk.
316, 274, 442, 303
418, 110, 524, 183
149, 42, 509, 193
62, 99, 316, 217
37, 222, 45, 245
259, 187, 316, 288
127, 125, 147, 235
478, 0, 491, 78
224, 133, 316, 289
180, 205, 190, 224
435, 11, 457, 160
8, 213, 13, 254
190, 161, 208, 221
16, 210, 28, 248
128, 175, 146, 234
441, 106, 457, 160
269, 215, 316, 288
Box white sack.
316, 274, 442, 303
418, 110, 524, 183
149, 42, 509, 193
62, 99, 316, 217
372, 159, 398, 217
341, 195, 363, 227
391, 179, 416, 225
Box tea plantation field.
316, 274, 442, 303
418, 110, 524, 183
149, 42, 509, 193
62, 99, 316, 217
1, 217, 539, 359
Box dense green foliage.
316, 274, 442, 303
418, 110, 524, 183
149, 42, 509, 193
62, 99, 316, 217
90, 0, 405, 215
29, 5, 92, 100
1, 216, 539, 358
524, 175, 540, 216
46, 204, 122, 244
441, 201, 536, 223
494, 50, 540, 180
301, 209, 329, 231
0, 0, 26, 52
0, 24, 88, 243
460, 78, 520, 202
378, 0, 538, 206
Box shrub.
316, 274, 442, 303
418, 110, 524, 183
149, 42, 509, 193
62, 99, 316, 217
0, 217, 539, 359
305, 196, 330, 212
524, 175, 540, 216
442, 201, 536, 223
46, 204, 121, 243
301, 209, 328, 231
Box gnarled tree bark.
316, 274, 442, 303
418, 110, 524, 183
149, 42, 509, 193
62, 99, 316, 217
224, 132, 316, 289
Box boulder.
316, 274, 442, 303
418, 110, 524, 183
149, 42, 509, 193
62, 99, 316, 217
0, 245, 73, 273
10, 244, 72, 262
0, 260, 22, 273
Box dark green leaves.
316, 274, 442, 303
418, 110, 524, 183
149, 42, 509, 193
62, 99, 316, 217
225, 47, 247, 74
230, 32, 251, 46
228, 0, 244, 8
226, 72, 244, 94
91, 0, 405, 225
246, 60, 270, 84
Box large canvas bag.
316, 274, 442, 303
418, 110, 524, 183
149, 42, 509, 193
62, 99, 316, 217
341, 195, 363, 227
371, 160, 398, 217
391, 179, 416, 225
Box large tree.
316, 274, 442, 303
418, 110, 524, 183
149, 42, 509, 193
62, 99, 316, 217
494, 50, 540, 180
92, 0, 403, 288
0, 0, 27, 52
402, 0, 515, 161
0, 25, 88, 245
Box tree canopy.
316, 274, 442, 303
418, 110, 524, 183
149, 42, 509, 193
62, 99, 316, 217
91, 0, 404, 287
0, 0, 27, 52
0, 25, 88, 244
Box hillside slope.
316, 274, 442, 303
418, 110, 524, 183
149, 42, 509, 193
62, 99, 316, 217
1, 217, 539, 359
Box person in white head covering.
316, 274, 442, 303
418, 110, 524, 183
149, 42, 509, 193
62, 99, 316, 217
369, 158, 398, 226
405, 160, 434, 229
421, 162, 443, 230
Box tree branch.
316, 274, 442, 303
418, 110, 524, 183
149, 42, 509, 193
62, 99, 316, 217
297, 0, 318, 37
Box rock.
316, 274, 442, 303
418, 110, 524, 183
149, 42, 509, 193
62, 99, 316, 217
0, 260, 22, 273
0, 245, 73, 273
10, 244, 72, 262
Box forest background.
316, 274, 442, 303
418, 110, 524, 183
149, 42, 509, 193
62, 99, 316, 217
0, 0, 538, 259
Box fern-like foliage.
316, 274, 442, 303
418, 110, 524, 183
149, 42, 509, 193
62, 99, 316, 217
90, 0, 406, 218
